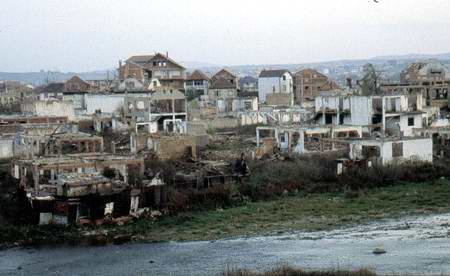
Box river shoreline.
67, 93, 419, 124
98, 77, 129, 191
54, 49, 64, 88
2, 180, 450, 251
3, 211, 450, 275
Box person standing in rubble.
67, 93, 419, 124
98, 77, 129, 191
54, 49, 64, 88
235, 153, 249, 177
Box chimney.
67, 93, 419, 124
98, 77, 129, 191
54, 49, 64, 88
166, 51, 169, 57
119, 60, 122, 68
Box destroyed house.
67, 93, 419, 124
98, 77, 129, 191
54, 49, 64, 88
124, 90, 187, 134
216, 97, 258, 114
400, 62, 450, 85
12, 154, 145, 194
130, 133, 197, 160
256, 125, 363, 155
327, 137, 433, 166
12, 154, 145, 225
314, 94, 424, 136
414, 126, 450, 158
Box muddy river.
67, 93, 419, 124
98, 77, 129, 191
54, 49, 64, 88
2, 213, 450, 275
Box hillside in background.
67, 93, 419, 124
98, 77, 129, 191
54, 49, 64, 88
2, 53, 450, 86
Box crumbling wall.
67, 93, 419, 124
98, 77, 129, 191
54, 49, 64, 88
266, 93, 292, 106
21, 100, 75, 121
155, 136, 197, 160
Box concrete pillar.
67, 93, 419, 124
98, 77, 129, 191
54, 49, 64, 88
139, 162, 145, 175
256, 129, 260, 147
172, 98, 176, 133
299, 130, 305, 153
288, 131, 293, 154
274, 128, 279, 147
33, 165, 39, 194
381, 97, 386, 135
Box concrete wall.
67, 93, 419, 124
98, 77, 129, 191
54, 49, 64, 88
399, 113, 423, 136
85, 94, 125, 114
208, 89, 238, 101
0, 138, 13, 158
64, 93, 86, 110
315, 96, 350, 112
381, 138, 432, 164
151, 136, 197, 160
258, 77, 279, 103
350, 97, 372, 125
266, 93, 293, 106
258, 73, 293, 103
21, 100, 75, 121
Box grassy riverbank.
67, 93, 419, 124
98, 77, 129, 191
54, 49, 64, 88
115, 179, 450, 241
2, 179, 450, 247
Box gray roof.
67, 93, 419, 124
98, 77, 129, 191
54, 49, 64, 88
258, 69, 290, 78
239, 76, 257, 84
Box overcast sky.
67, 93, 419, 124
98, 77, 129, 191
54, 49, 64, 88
1, 0, 450, 72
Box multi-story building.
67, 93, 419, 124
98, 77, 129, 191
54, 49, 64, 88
185, 70, 210, 99
314, 94, 424, 137
208, 69, 238, 101
401, 62, 450, 85
118, 52, 186, 90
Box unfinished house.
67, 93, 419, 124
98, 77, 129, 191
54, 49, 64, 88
124, 90, 187, 134
208, 69, 239, 102
329, 137, 433, 166
12, 154, 145, 225
255, 125, 363, 156
382, 62, 450, 108
293, 68, 340, 104
314, 94, 424, 136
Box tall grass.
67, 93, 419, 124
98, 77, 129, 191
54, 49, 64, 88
223, 265, 377, 276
